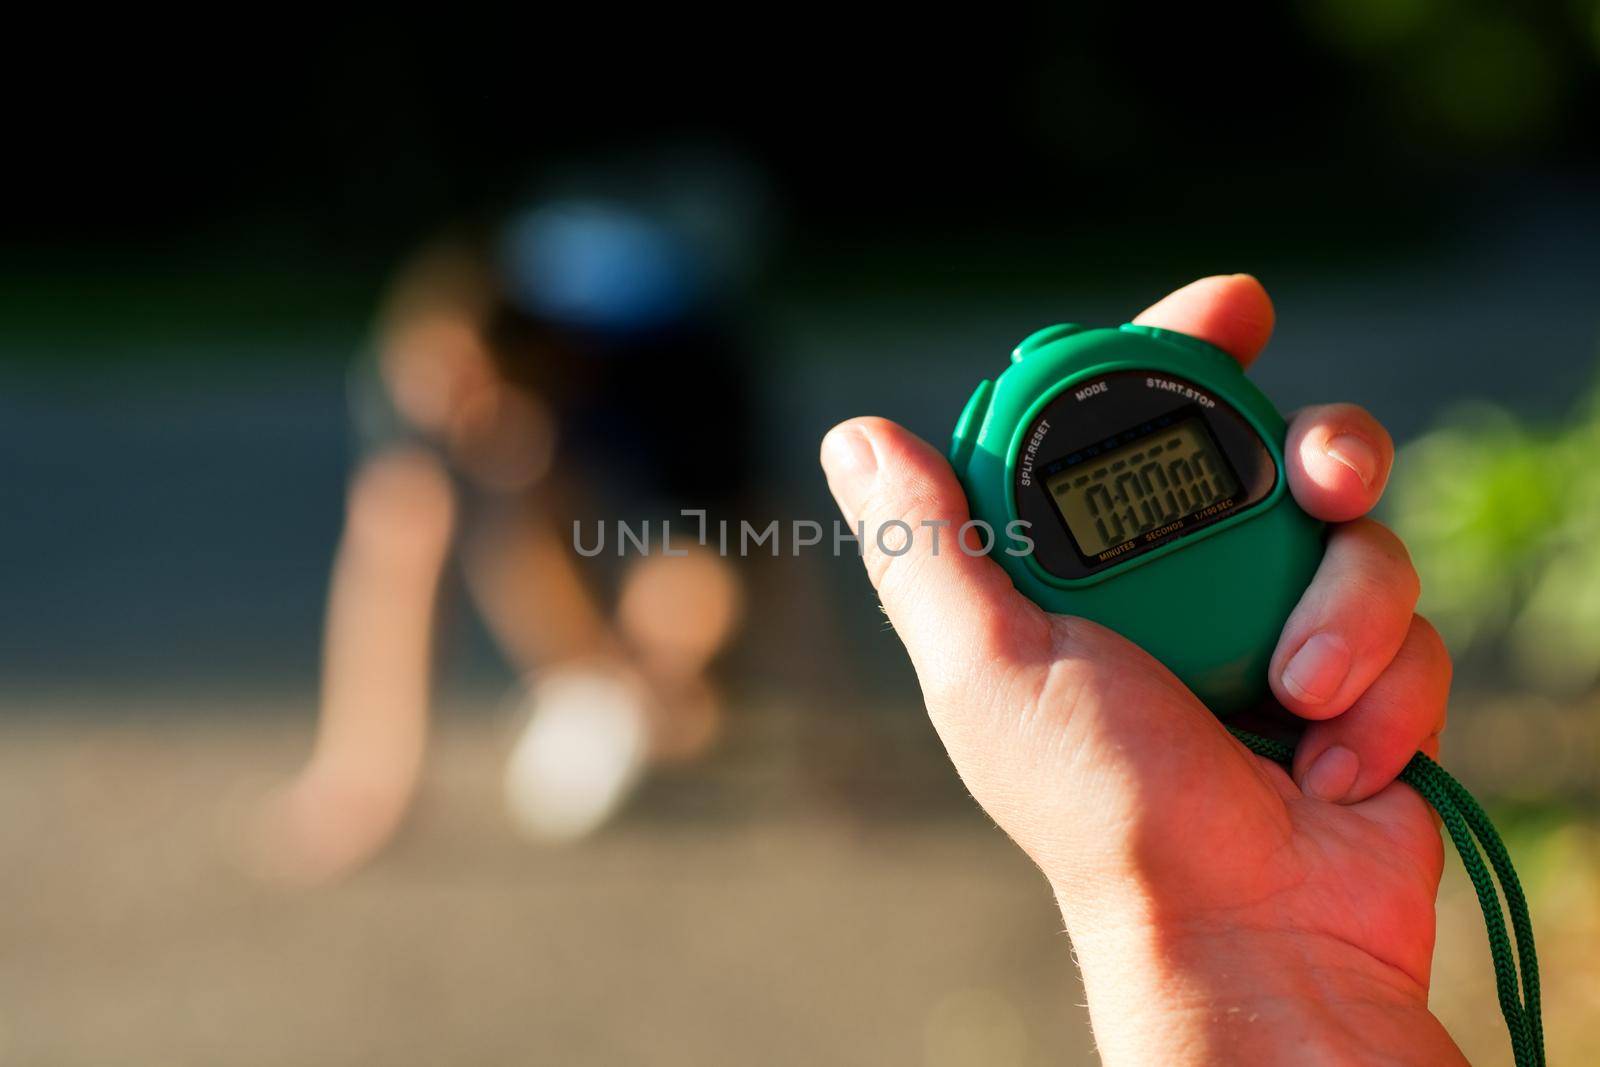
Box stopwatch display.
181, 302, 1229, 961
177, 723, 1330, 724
1010, 369, 1279, 581
1042, 410, 1240, 559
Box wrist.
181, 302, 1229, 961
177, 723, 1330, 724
1061, 900, 1465, 1066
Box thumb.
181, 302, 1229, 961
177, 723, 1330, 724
819, 416, 1049, 705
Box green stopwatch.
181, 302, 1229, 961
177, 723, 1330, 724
945, 320, 1545, 1064
949, 322, 1326, 713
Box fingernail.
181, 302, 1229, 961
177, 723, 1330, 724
1280, 632, 1352, 705
1324, 433, 1378, 488
1301, 745, 1360, 803
821, 426, 878, 521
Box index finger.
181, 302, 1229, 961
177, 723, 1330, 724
1131, 274, 1276, 369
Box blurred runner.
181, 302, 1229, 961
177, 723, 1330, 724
246, 159, 764, 884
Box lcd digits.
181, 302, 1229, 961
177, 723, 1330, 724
1045, 416, 1241, 556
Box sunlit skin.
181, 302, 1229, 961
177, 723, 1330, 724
244, 265, 745, 886
820, 276, 1464, 1064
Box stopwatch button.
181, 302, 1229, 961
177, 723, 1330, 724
1119, 323, 1237, 370
949, 378, 995, 469
1010, 323, 1085, 364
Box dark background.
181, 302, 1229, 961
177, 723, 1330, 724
6, 6, 1598, 689
12, 7, 1598, 280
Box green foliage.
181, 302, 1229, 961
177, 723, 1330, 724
1299, 1, 1595, 152
1304, 0, 1436, 51
1389, 377, 1600, 691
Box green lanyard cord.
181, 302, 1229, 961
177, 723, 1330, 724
1228, 728, 1545, 1067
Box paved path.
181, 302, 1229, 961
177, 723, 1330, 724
1, 694, 1592, 1064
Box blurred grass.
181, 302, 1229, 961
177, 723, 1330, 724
1389, 366, 1600, 692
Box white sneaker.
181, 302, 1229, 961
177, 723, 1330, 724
502, 668, 650, 843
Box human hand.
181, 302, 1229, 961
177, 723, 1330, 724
820, 276, 1465, 1065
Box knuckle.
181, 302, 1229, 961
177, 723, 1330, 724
1341, 519, 1420, 605
857, 475, 951, 594
869, 543, 924, 614
860, 516, 921, 596
1409, 614, 1454, 691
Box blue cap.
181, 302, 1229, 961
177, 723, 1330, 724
499, 201, 706, 333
